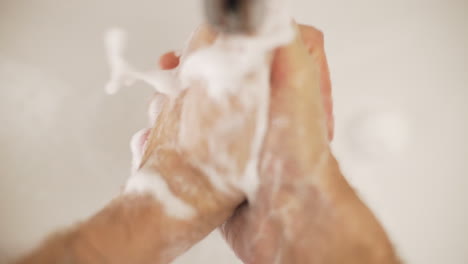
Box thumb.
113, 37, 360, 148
267, 24, 330, 159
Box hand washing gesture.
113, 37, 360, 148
15, 21, 399, 264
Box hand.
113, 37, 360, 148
220, 25, 399, 264
15, 22, 398, 264
157, 23, 337, 263
140, 21, 334, 225
156, 22, 398, 264
15, 24, 289, 264
129, 24, 252, 236
221, 23, 336, 263
131, 22, 285, 240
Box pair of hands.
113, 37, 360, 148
139, 22, 335, 263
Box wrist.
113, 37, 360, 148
251, 152, 399, 264
132, 147, 243, 227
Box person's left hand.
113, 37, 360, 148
130, 23, 274, 233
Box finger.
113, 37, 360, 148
298, 25, 334, 140
264, 23, 331, 172
159, 51, 180, 70
271, 24, 329, 141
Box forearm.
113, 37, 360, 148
14, 150, 239, 264
13, 194, 220, 264
316, 154, 400, 263
269, 153, 401, 264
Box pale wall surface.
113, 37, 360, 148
0, 0, 467, 263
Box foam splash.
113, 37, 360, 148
105, 28, 180, 97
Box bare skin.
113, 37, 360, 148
161, 24, 401, 264
13, 23, 400, 264
14, 24, 245, 264
222, 25, 400, 263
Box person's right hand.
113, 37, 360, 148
221, 24, 399, 264
220, 23, 336, 263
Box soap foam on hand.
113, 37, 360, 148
176, 0, 294, 199
106, 0, 294, 214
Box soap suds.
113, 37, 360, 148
108, 0, 293, 203
178, 0, 294, 200
179, 1, 294, 101
124, 169, 195, 219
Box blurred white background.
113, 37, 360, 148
0, 0, 467, 263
